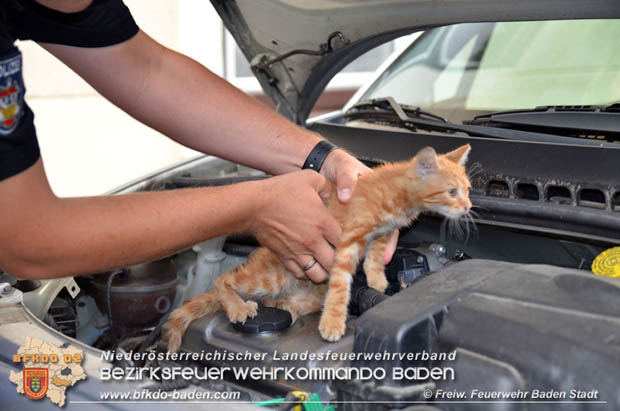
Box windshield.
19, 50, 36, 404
360, 20, 620, 123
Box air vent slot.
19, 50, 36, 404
516, 183, 539, 201
613, 192, 620, 212
578, 189, 606, 209
487, 180, 509, 198
546, 186, 571, 205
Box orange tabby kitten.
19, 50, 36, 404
164, 145, 472, 351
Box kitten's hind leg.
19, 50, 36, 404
164, 248, 286, 352
264, 284, 326, 324
214, 273, 258, 324
319, 241, 363, 341
363, 234, 391, 293
215, 249, 287, 324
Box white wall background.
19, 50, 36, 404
19, 0, 224, 197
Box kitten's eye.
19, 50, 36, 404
448, 188, 458, 197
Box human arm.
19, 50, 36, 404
0, 159, 340, 280
38, 30, 395, 275
27, 2, 396, 279
39, 30, 325, 176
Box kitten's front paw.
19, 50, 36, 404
225, 300, 258, 324
319, 315, 347, 342
367, 274, 388, 293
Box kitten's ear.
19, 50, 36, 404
413, 146, 439, 178
445, 144, 471, 166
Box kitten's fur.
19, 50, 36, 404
164, 145, 472, 351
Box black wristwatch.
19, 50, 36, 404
302, 140, 337, 172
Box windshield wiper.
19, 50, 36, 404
344, 98, 619, 148
467, 105, 620, 143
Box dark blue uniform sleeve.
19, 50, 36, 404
0, 0, 139, 181
9, 0, 139, 47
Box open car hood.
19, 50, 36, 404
211, 0, 620, 124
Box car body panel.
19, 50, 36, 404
212, 0, 620, 123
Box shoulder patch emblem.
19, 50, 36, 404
0, 52, 24, 136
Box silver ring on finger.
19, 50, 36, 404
302, 258, 318, 272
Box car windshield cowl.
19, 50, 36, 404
466, 105, 620, 144
344, 97, 620, 148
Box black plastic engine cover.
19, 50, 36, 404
340, 259, 620, 410
180, 258, 620, 410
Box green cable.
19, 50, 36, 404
254, 393, 334, 411
303, 393, 335, 411
254, 397, 286, 406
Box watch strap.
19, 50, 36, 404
302, 140, 336, 172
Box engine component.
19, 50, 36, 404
349, 280, 388, 315
0, 282, 23, 307
90, 258, 177, 328
591, 245, 620, 277
177, 258, 620, 410
338, 259, 620, 410
22, 277, 80, 320
231, 305, 292, 333
47, 293, 78, 338
384, 243, 451, 295
187, 236, 227, 299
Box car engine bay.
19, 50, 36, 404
4, 155, 620, 410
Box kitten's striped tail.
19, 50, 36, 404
163, 291, 221, 352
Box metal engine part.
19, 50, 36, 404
0, 282, 23, 307
90, 258, 178, 328
22, 277, 80, 319
47, 293, 78, 338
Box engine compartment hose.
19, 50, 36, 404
106, 269, 125, 330
350, 281, 389, 314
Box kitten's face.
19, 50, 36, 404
430, 158, 472, 218
411, 145, 472, 219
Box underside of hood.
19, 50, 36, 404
211, 0, 620, 124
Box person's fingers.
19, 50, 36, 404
250, 170, 350, 283
320, 216, 341, 251
321, 149, 371, 203
306, 236, 336, 273
284, 260, 307, 280
336, 169, 357, 203
299, 171, 340, 252
304, 169, 329, 192
304, 170, 333, 204
285, 256, 329, 283
383, 229, 399, 265
301, 257, 329, 283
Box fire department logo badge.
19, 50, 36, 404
0, 52, 24, 136
23, 368, 49, 400
10, 337, 86, 407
